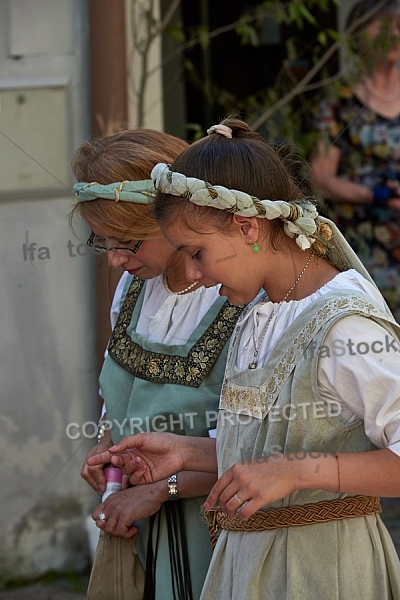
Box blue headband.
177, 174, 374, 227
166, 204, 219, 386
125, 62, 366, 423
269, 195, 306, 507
73, 179, 156, 203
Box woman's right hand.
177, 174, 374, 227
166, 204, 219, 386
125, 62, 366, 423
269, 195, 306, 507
87, 432, 217, 485
88, 432, 186, 485
81, 433, 113, 495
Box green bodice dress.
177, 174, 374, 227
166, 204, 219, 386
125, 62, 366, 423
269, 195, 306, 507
100, 275, 243, 600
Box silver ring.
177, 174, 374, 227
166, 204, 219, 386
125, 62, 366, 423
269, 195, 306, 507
236, 501, 248, 514
97, 512, 107, 522
233, 493, 243, 505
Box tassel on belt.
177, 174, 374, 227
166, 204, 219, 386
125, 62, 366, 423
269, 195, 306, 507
204, 495, 381, 549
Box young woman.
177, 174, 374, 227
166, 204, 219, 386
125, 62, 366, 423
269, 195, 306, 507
91, 118, 400, 600
71, 128, 243, 600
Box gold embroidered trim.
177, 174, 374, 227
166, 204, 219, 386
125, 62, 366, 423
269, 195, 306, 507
107, 277, 243, 387
221, 295, 386, 415
221, 382, 265, 419
204, 495, 381, 548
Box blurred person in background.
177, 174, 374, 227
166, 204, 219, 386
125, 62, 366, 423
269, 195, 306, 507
311, 0, 400, 321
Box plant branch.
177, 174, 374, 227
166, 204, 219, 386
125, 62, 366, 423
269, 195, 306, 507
147, 5, 278, 78
154, 0, 182, 37
249, 0, 387, 130
249, 38, 340, 130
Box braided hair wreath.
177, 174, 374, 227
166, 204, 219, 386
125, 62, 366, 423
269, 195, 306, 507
151, 162, 332, 255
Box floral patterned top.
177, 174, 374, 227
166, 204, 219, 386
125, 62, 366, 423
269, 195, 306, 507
315, 85, 400, 321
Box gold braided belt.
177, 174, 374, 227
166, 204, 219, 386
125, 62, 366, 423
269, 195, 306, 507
204, 495, 381, 549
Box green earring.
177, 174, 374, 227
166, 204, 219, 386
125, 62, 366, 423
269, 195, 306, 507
253, 244, 259, 252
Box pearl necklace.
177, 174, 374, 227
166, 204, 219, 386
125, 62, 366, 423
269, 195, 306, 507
163, 273, 199, 295
248, 251, 314, 369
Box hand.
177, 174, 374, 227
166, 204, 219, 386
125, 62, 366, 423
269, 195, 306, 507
81, 437, 112, 495
92, 483, 166, 538
205, 454, 304, 520
87, 432, 187, 485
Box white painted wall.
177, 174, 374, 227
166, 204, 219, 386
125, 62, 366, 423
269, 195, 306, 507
0, 0, 99, 581
126, 0, 164, 129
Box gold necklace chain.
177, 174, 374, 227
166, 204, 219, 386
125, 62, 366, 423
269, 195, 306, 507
163, 273, 199, 295
248, 251, 314, 369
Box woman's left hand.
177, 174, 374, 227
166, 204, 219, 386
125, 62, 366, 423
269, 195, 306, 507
206, 449, 400, 519
93, 482, 167, 538
205, 454, 303, 520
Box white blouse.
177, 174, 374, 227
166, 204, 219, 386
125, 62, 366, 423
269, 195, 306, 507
236, 269, 400, 456
110, 272, 221, 344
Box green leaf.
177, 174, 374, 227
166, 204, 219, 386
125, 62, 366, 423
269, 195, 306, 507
196, 25, 210, 50
327, 28, 340, 42
285, 38, 298, 62
165, 22, 186, 44
317, 31, 327, 46
288, 2, 299, 22
236, 24, 260, 46
299, 4, 317, 25
275, 6, 288, 24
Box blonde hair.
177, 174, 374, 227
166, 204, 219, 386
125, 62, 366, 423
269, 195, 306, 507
70, 128, 188, 240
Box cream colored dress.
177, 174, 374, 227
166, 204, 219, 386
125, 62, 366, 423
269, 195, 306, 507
201, 271, 400, 600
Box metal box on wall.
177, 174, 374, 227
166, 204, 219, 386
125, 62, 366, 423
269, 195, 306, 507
0, 83, 69, 193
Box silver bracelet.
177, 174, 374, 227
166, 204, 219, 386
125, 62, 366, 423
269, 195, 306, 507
97, 420, 111, 443
167, 474, 179, 500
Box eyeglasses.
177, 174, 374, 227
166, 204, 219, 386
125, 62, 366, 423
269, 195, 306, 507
87, 232, 144, 255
